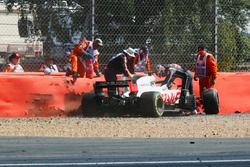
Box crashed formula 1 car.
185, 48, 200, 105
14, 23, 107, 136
81, 70, 219, 117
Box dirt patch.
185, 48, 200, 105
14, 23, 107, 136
0, 114, 250, 138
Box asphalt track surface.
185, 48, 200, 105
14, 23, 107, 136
0, 137, 250, 167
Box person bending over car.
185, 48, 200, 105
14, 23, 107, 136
156, 63, 193, 94
104, 47, 136, 96
156, 64, 195, 110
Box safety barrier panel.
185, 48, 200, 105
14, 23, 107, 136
0, 72, 249, 117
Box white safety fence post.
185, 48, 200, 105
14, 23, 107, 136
91, 0, 95, 41
214, 0, 219, 60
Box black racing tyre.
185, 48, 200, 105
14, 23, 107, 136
140, 92, 165, 117
81, 93, 103, 117
185, 94, 196, 111
202, 88, 220, 114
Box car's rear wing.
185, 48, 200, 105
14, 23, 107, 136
94, 80, 139, 94
94, 81, 130, 88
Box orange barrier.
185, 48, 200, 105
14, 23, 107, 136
204, 72, 250, 114
0, 73, 102, 117
0, 72, 249, 117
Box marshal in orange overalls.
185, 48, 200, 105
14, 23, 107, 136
195, 48, 218, 96
70, 39, 102, 78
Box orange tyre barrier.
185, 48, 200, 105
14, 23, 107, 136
0, 72, 249, 117
0, 72, 102, 117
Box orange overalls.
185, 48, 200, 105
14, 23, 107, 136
195, 53, 218, 96
70, 40, 99, 78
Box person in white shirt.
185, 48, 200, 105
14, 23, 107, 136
5, 53, 24, 72
39, 57, 59, 75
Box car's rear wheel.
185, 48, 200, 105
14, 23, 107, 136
140, 92, 165, 117
81, 93, 103, 117
202, 88, 220, 114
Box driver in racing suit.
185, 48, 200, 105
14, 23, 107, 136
156, 64, 193, 95
156, 64, 196, 113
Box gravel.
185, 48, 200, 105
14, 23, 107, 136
0, 114, 250, 138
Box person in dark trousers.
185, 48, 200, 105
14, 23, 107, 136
104, 47, 136, 96
156, 64, 194, 95
156, 64, 196, 113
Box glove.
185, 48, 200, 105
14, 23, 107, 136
95, 69, 101, 77
65, 69, 72, 76
72, 72, 79, 79
82, 51, 91, 58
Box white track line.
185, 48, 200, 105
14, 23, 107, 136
1, 159, 250, 166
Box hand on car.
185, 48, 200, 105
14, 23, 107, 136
95, 69, 101, 77
72, 72, 79, 79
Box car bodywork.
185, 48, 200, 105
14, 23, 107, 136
82, 73, 196, 117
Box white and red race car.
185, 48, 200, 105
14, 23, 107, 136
82, 71, 219, 117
